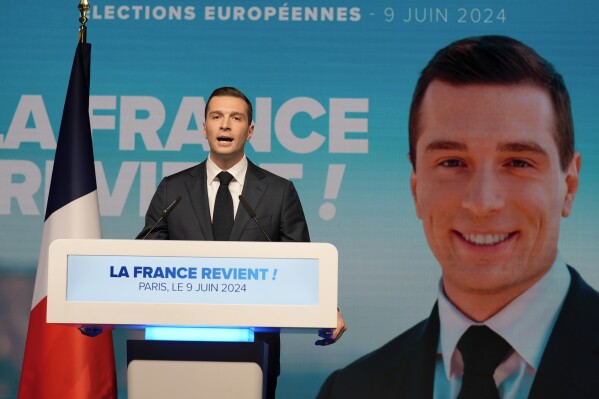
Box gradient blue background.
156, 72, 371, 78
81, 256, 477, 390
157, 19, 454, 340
1, 1, 598, 397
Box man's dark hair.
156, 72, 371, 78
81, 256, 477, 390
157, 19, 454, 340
408, 35, 574, 171
205, 86, 253, 123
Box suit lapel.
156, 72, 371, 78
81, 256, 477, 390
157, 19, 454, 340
409, 303, 439, 399
230, 160, 267, 241
529, 266, 599, 398
185, 162, 214, 240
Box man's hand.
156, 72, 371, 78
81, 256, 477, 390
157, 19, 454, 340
79, 326, 104, 337
315, 307, 347, 346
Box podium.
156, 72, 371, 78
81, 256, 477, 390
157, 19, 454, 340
47, 239, 338, 398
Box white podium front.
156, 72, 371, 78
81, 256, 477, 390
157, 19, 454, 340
47, 239, 338, 398
127, 340, 267, 399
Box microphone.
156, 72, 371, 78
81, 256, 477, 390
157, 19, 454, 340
238, 195, 271, 242
141, 196, 181, 240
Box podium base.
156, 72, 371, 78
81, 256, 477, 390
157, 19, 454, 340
127, 340, 268, 399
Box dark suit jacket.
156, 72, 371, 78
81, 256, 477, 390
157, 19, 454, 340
318, 266, 599, 398
137, 158, 310, 395
137, 159, 310, 243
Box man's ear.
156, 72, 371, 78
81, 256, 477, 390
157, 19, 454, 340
410, 170, 422, 219
247, 124, 254, 141
562, 152, 581, 217
203, 123, 207, 139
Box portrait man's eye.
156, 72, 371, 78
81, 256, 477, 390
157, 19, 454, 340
506, 159, 533, 168
439, 159, 464, 168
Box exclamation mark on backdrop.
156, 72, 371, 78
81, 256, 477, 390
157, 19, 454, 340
319, 164, 346, 221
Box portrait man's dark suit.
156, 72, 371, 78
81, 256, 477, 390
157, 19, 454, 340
137, 159, 310, 395
317, 266, 599, 398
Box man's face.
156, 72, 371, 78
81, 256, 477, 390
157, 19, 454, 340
204, 95, 253, 168
411, 81, 580, 304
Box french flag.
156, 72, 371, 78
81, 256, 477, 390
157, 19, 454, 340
18, 43, 117, 399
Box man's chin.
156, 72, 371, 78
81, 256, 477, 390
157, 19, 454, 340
444, 266, 514, 292
211, 150, 240, 161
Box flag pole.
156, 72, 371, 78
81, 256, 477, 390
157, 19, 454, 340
18, 2, 117, 398
78, 0, 89, 44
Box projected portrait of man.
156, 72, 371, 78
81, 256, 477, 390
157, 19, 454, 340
318, 35, 599, 398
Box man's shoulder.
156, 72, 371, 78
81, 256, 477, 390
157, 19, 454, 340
324, 317, 432, 389
563, 265, 599, 324
545, 266, 599, 362
318, 304, 440, 398
530, 266, 599, 397
566, 265, 599, 302
246, 159, 293, 186
163, 162, 205, 182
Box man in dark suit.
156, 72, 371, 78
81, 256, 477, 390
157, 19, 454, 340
318, 36, 599, 398
138, 87, 347, 398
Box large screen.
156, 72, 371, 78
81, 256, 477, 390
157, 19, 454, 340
1, 1, 598, 397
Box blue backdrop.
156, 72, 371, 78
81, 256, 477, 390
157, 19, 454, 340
1, 1, 598, 397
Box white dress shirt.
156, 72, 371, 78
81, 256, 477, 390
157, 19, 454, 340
206, 155, 248, 222
434, 257, 571, 399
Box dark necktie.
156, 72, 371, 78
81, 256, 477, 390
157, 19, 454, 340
457, 325, 512, 399
212, 171, 234, 240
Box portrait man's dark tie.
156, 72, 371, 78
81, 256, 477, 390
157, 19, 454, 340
457, 325, 512, 399
212, 171, 234, 240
